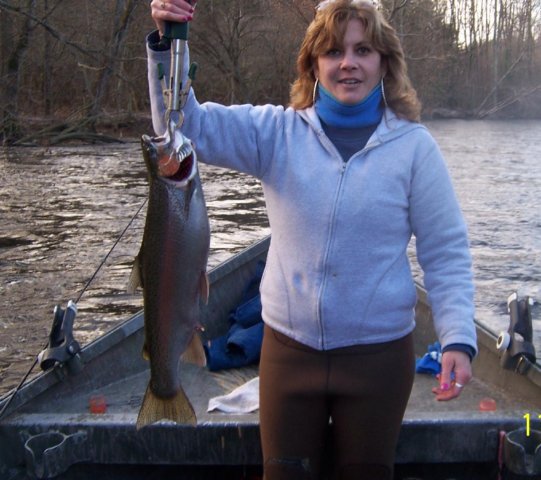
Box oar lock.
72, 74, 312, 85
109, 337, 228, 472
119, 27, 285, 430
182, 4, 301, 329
37, 300, 83, 375
496, 292, 537, 374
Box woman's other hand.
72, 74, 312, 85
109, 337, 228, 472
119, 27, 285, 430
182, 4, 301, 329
431, 350, 472, 401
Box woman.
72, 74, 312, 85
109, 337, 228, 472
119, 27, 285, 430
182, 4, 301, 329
148, 1, 477, 479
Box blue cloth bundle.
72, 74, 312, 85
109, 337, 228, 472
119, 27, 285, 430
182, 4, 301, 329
415, 341, 442, 375
205, 262, 265, 371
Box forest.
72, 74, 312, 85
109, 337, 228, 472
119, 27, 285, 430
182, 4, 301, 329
1, 0, 540, 145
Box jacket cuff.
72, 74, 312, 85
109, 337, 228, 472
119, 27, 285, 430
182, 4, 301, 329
442, 343, 476, 361
147, 29, 171, 51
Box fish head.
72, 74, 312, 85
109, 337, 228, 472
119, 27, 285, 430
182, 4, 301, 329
141, 130, 197, 188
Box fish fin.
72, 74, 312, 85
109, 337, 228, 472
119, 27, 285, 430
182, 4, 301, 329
199, 271, 209, 305
127, 253, 144, 293
142, 341, 150, 361
136, 384, 196, 430
181, 333, 207, 367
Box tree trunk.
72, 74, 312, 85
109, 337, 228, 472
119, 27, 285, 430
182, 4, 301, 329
0, 0, 36, 144
87, 0, 138, 125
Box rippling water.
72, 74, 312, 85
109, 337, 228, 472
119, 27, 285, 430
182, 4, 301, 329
0, 143, 269, 394
426, 120, 541, 342
1, 119, 540, 395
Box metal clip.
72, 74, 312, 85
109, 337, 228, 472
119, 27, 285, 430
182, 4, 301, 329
515, 354, 533, 375
178, 62, 198, 110
157, 62, 170, 110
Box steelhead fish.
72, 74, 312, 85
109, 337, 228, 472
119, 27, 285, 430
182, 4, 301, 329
129, 130, 210, 429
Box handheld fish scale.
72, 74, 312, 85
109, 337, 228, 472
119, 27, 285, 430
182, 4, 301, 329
162, 18, 197, 163
133, 10, 211, 429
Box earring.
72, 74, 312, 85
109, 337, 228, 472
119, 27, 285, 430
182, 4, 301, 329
381, 77, 388, 109
312, 78, 319, 105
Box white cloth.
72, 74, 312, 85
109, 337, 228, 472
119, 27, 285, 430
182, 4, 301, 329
207, 377, 259, 414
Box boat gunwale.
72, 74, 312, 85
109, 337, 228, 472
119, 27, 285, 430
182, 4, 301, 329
0, 236, 271, 417
1, 233, 540, 417
415, 283, 541, 389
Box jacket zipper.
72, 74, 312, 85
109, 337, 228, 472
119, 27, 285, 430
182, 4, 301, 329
315, 130, 349, 349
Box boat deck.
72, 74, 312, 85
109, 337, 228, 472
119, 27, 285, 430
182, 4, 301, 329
2, 358, 538, 479
8, 353, 538, 470
3, 300, 540, 471
12, 361, 534, 426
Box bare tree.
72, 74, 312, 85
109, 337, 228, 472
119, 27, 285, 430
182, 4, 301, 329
1, 0, 540, 144
87, 0, 138, 123
0, 0, 37, 143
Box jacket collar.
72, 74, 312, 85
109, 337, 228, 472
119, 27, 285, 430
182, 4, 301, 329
298, 107, 423, 146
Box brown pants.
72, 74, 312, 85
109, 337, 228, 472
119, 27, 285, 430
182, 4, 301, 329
259, 325, 415, 480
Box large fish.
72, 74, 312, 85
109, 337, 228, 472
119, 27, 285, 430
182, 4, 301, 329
129, 130, 210, 429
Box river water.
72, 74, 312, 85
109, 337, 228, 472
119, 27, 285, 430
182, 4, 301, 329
1, 119, 540, 396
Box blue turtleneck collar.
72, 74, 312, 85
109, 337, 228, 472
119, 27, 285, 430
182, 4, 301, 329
314, 82, 384, 129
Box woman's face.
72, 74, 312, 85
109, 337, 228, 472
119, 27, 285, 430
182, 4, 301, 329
314, 19, 384, 105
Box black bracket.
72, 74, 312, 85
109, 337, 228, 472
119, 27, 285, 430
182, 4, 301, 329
37, 300, 82, 374
23, 430, 89, 479
497, 292, 537, 374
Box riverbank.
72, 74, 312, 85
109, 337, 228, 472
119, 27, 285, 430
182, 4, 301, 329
4, 99, 541, 147
2, 113, 154, 147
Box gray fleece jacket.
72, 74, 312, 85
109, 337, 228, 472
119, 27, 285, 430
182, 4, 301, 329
147, 41, 477, 353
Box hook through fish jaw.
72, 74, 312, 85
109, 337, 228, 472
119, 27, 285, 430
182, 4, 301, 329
156, 121, 195, 179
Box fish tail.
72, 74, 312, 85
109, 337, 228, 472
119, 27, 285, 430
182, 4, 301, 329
136, 384, 196, 429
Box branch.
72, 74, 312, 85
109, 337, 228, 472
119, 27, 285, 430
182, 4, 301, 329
0, 0, 100, 61
478, 84, 541, 118
11, 112, 128, 145
475, 51, 524, 114
388, 0, 410, 21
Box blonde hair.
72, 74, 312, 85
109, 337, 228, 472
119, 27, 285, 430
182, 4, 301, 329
290, 0, 421, 122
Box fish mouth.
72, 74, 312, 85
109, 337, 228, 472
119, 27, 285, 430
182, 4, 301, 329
158, 135, 196, 183
166, 150, 196, 184
143, 133, 197, 186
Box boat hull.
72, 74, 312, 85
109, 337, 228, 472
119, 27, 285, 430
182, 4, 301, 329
1, 236, 540, 479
